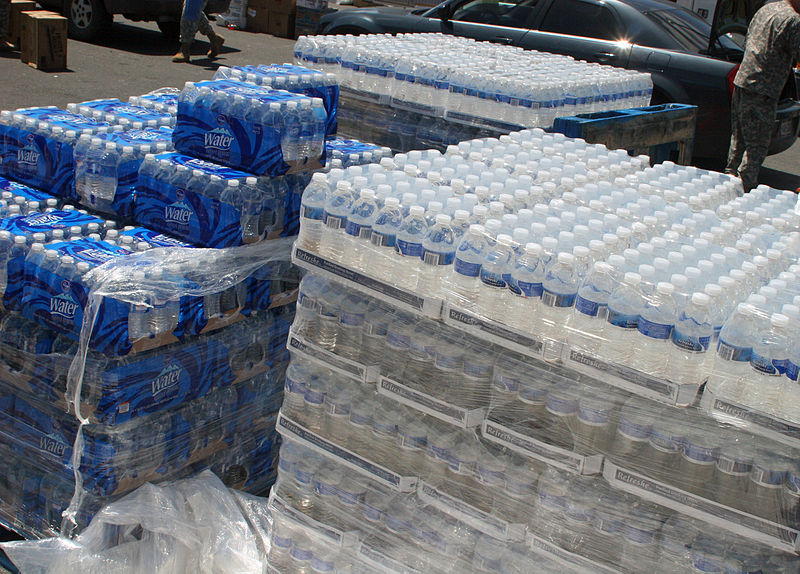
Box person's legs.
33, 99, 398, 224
737, 89, 777, 193
174, 0, 206, 62
196, 10, 224, 59
725, 88, 745, 177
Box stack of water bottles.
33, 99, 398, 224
172, 79, 329, 176
0, 214, 298, 538
213, 64, 340, 138
293, 33, 653, 128
134, 152, 296, 248
267, 129, 800, 571
71, 127, 175, 218
0, 176, 61, 216
128, 87, 181, 116
323, 138, 392, 170
67, 99, 176, 129
0, 107, 121, 198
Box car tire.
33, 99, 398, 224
66, 0, 112, 41
157, 20, 181, 39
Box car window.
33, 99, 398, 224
645, 8, 741, 53
539, 0, 621, 40
451, 0, 541, 28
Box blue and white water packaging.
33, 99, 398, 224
67, 99, 175, 129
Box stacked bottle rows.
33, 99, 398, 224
271, 131, 800, 571
0, 306, 293, 538
294, 33, 653, 127
67, 99, 176, 129
128, 87, 180, 115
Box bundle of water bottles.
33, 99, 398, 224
70, 127, 175, 218
294, 33, 653, 127
214, 64, 340, 137
67, 99, 176, 129
128, 87, 181, 115
173, 79, 329, 175
0, 107, 121, 197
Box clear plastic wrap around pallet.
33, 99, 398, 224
272, 129, 800, 570
2, 470, 273, 574
0, 237, 298, 539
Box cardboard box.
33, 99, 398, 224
7, 0, 37, 46
246, 5, 270, 33
268, 0, 297, 14
20, 11, 67, 72
268, 10, 295, 37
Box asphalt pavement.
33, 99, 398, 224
0, 18, 798, 190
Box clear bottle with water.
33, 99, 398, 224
540, 252, 579, 359
706, 302, 756, 402
742, 312, 791, 414
507, 242, 545, 333
321, 181, 354, 263
450, 224, 487, 309
669, 292, 713, 387
369, 196, 403, 279
568, 260, 615, 354
417, 213, 455, 298
477, 233, 514, 321
631, 281, 676, 379
344, 188, 379, 271
603, 272, 644, 368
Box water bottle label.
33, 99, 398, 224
787, 361, 799, 382
773, 358, 790, 375
301, 204, 323, 221
304, 388, 325, 406
315, 478, 339, 497
463, 359, 492, 378
349, 411, 371, 426
434, 80, 449, 90
517, 280, 543, 298
422, 249, 455, 266
519, 384, 549, 403
493, 374, 520, 393
575, 295, 603, 317
395, 239, 422, 258
538, 491, 568, 511
618, 416, 651, 440
480, 269, 506, 288
398, 430, 426, 450
716, 340, 751, 363
325, 399, 351, 416
546, 394, 578, 415
339, 310, 365, 326
435, 352, 462, 371
750, 352, 780, 375
541, 289, 576, 308
577, 403, 610, 425
324, 213, 345, 230
285, 375, 306, 394
638, 317, 672, 340
345, 220, 372, 239
371, 231, 396, 248
682, 442, 718, 464
365, 66, 388, 77
607, 309, 638, 329
454, 257, 481, 278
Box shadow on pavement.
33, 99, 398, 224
77, 20, 240, 58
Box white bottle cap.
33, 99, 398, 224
409, 205, 425, 217
771, 313, 789, 328
573, 246, 589, 258
558, 252, 574, 264
525, 242, 543, 255
691, 292, 710, 306
360, 189, 376, 200
385, 197, 400, 208
497, 234, 513, 246
435, 214, 451, 225
623, 272, 641, 285
656, 282, 674, 294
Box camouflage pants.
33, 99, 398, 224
0, 0, 10, 41
725, 87, 777, 193
180, 0, 213, 44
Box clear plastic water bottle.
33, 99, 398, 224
344, 188, 379, 271
418, 213, 455, 298
540, 252, 579, 360
603, 272, 644, 368
742, 312, 791, 413
369, 196, 403, 280
631, 281, 676, 379
477, 233, 514, 321
394, 205, 427, 291
669, 292, 714, 387
321, 181, 354, 263
706, 302, 756, 402
450, 224, 487, 309
568, 261, 615, 354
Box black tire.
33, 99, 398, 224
157, 20, 181, 39
66, 0, 112, 41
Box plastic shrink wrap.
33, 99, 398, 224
1, 470, 272, 574
270, 128, 800, 572
0, 235, 298, 539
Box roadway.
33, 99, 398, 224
0, 18, 797, 191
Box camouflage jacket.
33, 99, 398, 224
734, 0, 800, 100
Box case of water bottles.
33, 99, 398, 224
67, 99, 176, 130
0, 177, 61, 214
294, 34, 653, 129
214, 64, 340, 138
71, 127, 175, 218
172, 79, 329, 176
128, 87, 180, 116
134, 151, 302, 248
0, 107, 120, 198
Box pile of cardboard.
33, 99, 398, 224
246, 0, 296, 37
3, 0, 67, 72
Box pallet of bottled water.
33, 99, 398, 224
324, 137, 391, 169
214, 64, 340, 138
173, 79, 329, 176
71, 127, 174, 218
0, 107, 122, 198
129, 87, 180, 116
67, 98, 175, 129
294, 33, 653, 129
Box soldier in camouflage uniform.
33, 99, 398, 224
726, 0, 800, 192
0, 0, 11, 51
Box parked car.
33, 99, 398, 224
317, 0, 800, 163
37, 0, 232, 41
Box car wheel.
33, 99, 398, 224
67, 0, 112, 41
157, 20, 181, 39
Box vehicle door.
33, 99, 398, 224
432, 0, 546, 46
515, 0, 633, 67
